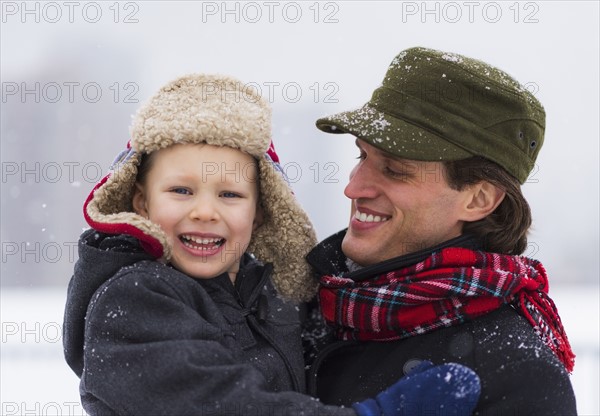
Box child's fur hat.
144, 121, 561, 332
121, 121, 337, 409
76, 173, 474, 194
84, 74, 318, 302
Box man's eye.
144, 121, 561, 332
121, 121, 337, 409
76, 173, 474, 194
171, 187, 191, 195
356, 151, 366, 160
384, 167, 408, 180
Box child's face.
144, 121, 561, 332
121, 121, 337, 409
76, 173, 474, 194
133, 144, 260, 282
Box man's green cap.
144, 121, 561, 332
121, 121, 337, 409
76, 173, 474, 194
316, 47, 545, 184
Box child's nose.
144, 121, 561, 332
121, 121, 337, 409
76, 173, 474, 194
189, 198, 219, 222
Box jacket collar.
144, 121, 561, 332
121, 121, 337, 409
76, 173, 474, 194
195, 254, 273, 309
307, 229, 481, 281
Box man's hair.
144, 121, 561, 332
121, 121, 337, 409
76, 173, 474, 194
443, 157, 531, 255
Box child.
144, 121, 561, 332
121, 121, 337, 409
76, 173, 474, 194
63, 74, 481, 415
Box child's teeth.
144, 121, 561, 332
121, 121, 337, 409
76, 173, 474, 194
183, 235, 222, 244
181, 235, 225, 251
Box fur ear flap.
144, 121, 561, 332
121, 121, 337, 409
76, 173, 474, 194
247, 157, 318, 302
83, 173, 170, 260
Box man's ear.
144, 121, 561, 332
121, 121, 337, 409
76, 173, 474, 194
132, 183, 149, 218
253, 204, 264, 231
460, 181, 505, 222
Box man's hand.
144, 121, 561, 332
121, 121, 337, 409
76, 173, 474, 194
352, 361, 481, 416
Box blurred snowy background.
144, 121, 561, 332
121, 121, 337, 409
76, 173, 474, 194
1, 1, 598, 415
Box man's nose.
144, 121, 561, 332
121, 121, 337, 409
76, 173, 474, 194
344, 162, 379, 200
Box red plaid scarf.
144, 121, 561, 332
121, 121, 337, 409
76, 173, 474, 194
319, 247, 575, 373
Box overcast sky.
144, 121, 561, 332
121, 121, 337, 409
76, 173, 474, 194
1, 1, 599, 287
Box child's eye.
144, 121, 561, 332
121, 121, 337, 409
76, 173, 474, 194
170, 187, 191, 195
221, 191, 241, 198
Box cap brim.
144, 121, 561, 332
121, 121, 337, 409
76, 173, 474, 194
316, 104, 472, 161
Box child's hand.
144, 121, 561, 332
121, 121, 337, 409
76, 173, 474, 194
352, 361, 481, 416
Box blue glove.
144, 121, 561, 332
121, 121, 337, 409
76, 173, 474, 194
352, 361, 481, 416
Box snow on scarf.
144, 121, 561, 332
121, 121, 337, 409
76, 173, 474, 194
319, 247, 575, 373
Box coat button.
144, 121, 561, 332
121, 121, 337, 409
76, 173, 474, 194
403, 358, 424, 375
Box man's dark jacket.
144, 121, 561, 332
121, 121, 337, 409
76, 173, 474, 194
304, 230, 577, 416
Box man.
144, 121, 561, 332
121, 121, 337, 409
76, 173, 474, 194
304, 47, 577, 415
